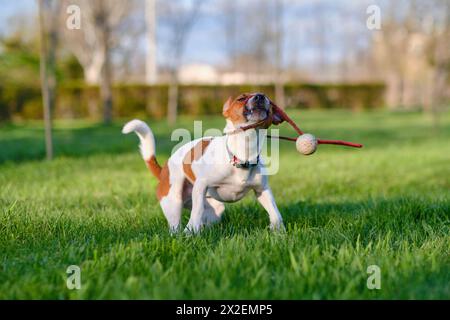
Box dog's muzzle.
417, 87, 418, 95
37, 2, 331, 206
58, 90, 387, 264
244, 94, 269, 121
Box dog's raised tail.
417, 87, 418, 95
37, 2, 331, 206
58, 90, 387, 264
122, 119, 161, 179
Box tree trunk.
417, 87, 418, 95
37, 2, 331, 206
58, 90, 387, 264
100, 55, 113, 124
430, 67, 446, 129
274, 0, 285, 108
167, 71, 179, 125
38, 0, 56, 160
145, 0, 157, 84
84, 50, 105, 84
275, 82, 285, 109
99, 23, 113, 124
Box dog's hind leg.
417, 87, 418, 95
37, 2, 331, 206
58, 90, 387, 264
202, 197, 225, 226
159, 181, 184, 233
160, 197, 182, 233
185, 180, 208, 233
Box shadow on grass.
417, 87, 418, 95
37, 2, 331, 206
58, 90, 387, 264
0, 123, 176, 164
198, 196, 448, 244
3, 195, 447, 273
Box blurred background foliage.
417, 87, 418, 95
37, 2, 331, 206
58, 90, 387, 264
0, 19, 384, 121
0, 0, 448, 123
0, 82, 385, 121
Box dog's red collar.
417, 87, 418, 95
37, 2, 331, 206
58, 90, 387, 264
225, 136, 260, 169
229, 154, 259, 169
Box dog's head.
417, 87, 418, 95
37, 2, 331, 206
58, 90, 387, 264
222, 93, 285, 128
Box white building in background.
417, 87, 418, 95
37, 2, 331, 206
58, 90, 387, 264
220, 72, 276, 85
178, 64, 219, 84
220, 72, 247, 85
178, 63, 278, 85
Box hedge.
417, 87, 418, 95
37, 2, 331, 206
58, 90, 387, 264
0, 82, 385, 121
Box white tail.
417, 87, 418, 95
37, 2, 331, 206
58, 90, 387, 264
122, 119, 156, 161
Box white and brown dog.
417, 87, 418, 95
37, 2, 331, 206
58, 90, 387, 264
122, 93, 286, 233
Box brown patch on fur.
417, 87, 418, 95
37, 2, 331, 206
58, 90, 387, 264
145, 156, 162, 179
270, 101, 286, 125
222, 93, 281, 129
222, 94, 249, 124
145, 156, 170, 200
183, 139, 212, 183
156, 161, 170, 200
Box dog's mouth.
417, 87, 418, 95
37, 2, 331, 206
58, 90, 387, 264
244, 106, 268, 123
244, 94, 270, 123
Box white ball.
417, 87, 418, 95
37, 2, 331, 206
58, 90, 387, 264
296, 133, 318, 155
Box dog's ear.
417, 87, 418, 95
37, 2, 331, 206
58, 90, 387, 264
222, 96, 233, 117
271, 103, 285, 125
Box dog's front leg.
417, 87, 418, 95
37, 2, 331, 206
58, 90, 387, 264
185, 179, 207, 234
255, 187, 285, 231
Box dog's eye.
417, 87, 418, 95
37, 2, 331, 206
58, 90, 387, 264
237, 96, 247, 102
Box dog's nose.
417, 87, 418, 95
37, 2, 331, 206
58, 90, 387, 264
254, 94, 265, 102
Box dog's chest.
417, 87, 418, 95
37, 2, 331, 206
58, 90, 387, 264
208, 166, 263, 203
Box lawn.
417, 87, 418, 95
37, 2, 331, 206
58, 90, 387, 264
0, 110, 449, 299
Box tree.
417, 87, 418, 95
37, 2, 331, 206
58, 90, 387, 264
220, 1, 287, 90
159, 0, 204, 125
38, 0, 61, 160
63, 0, 133, 124
274, 0, 285, 108
145, 0, 157, 84
373, 1, 415, 109
310, 2, 328, 79
423, 0, 450, 126
372, 0, 449, 113
221, 0, 238, 70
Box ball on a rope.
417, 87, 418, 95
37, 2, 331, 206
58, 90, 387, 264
296, 133, 318, 155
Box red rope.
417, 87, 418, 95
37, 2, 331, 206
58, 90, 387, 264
267, 100, 363, 149
230, 96, 363, 149
317, 139, 362, 148
270, 102, 304, 135
267, 135, 362, 148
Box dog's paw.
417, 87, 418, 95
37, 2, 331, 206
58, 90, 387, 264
169, 225, 182, 235
270, 222, 286, 233
184, 224, 202, 235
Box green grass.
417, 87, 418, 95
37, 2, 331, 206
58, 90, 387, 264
0, 110, 449, 299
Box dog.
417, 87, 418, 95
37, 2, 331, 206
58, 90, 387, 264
122, 93, 286, 233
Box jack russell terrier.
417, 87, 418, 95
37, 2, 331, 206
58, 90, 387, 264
123, 93, 287, 233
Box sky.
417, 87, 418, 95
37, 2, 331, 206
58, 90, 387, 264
0, 0, 382, 69
0, 1, 35, 27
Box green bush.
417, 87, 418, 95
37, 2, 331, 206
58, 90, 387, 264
0, 85, 41, 120
0, 82, 385, 121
